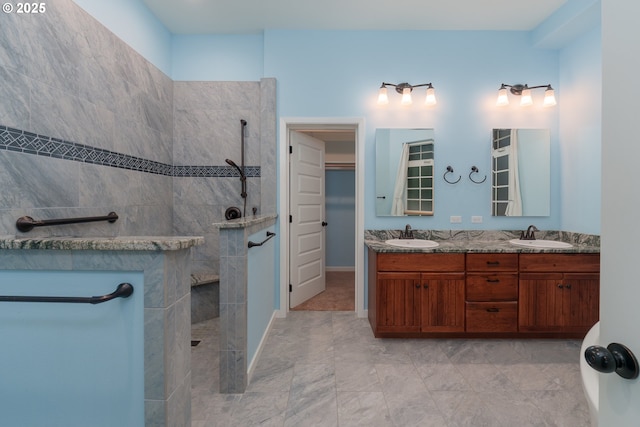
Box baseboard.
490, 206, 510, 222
247, 310, 277, 385
325, 266, 355, 272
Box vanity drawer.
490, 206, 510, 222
376, 253, 465, 272
465, 302, 517, 332
519, 253, 600, 272
466, 253, 518, 272
466, 274, 518, 301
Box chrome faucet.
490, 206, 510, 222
400, 224, 414, 239
520, 225, 539, 240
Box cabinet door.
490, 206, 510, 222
421, 273, 465, 332
519, 273, 600, 333
377, 272, 421, 333
519, 273, 564, 332
562, 273, 599, 332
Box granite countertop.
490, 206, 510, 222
365, 229, 600, 254
0, 235, 205, 251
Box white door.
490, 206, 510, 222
599, 1, 640, 424
289, 130, 326, 308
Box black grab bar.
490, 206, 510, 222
16, 211, 118, 232
248, 231, 276, 248
0, 283, 133, 304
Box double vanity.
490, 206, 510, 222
366, 229, 600, 339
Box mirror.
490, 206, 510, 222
375, 128, 434, 216
491, 128, 550, 216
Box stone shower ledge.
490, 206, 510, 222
212, 214, 278, 230
0, 235, 204, 251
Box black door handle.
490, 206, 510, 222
585, 343, 639, 379
322, 221, 328, 227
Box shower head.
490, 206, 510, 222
225, 158, 246, 179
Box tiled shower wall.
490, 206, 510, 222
173, 80, 276, 275
0, 0, 276, 268
0, 0, 173, 236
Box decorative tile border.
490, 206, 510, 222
0, 125, 260, 178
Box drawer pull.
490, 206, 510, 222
486, 279, 500, 283
486, 308, 500, 313
486, 261, 500, 266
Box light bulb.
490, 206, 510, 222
543, 87, 556, 107
520, 88, 533, 106
425, 86, 436, 106
401, 87, 412, 105
496, 87, 509, 106
377, 86, 389, 105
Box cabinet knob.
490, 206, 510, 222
415, 284, 421, 289
423, 284, 429, 289
585, 343, 639, 380
557, 284, 564, 289
565, 284, 572, 289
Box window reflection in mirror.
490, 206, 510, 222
375, 129, 434, 216
491, 129, 550, 216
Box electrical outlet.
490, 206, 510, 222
471, 216, 483, 224
450, 216, 462, 223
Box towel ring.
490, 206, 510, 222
444, 166, 461, 184
469, 166, 487, 184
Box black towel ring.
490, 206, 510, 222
469, 166, 487, 184
444, 166, 461, 184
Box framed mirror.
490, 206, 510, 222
375, 128, 435, 216
491, 128, 550, 216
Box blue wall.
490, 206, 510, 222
247, 226, 276, 365
326, 170, 356, 268
0, 270, 144, 426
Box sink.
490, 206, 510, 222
509, 239, 573, 249
385, 239, 439, 248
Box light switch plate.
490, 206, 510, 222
450, 216, 462, 223
471, 216, 483, 223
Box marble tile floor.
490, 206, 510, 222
191, 311, 591, 426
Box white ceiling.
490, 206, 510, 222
142, 0, 569, 35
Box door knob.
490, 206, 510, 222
322, 221, 328, 227
585, 343, 639, 379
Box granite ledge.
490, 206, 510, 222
365, 229, 600, 254
212, 214, 277, 230
0, 235, 205, 251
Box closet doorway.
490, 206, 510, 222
279, 118, 365, 318
291, 129, 356, 311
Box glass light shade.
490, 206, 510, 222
377, 87, 389, 105
425, 87, 437, 105
543, 88, 557, 107
520, 88, 533, 106
496, 88, 509, 106
401, 87, 412, 105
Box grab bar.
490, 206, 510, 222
0, 283, 133, 304
248, 231, 276, 248
16, 211, 118, 232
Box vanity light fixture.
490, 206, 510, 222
378, 82, 437, 106
497, 83, 556, 107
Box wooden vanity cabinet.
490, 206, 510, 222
369, 252, 465, 337
465, 254, 518, 333
518, 254, 600, 335
368, 249, 600, 338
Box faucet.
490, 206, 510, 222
400, 224, 414, 239
520, 225, 539, 240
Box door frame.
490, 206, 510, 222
278, 117, 366, 318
